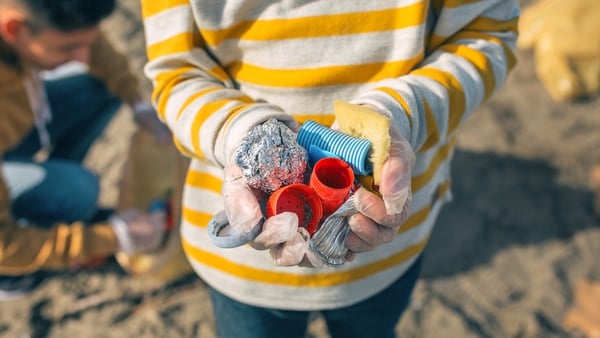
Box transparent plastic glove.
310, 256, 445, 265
110, 209, 167, 254
213, 145, 303, 249
218, 160, 269, 247
221, 162, 321, 267
132, 101, 172, 144
211, 117, 306, 243
251, 212, 324, 268
345, 127, 415, 254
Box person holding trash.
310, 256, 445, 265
0, 0, 169, 300
141, 1, 520, 337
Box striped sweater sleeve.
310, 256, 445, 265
141, 0, 297, 167
354, 0, 519, 153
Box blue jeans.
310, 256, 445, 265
209, 256, 422, 338
3, 74, 121, 228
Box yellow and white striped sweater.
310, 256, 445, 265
141, 0, 518, 310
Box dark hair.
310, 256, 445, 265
10, 0, 116, 33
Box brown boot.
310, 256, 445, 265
591, 165, 600, 217
564, 280, 600, 337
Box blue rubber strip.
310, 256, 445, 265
207, 210, 264, 248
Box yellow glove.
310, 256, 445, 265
518, 0, 600, 101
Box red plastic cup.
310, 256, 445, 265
309, 157, 354, 217
266, 183, 323, 236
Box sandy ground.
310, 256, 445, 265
2, 0, 600, 337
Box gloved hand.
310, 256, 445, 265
254, 121, 414, 267
131, 101, 172, 144
251, 212, 325, 268
518, 0, 600, 101
214, 117, 327, 267
110, 209, 167, 254
219, 159, 270, 246
254, 126, 415, 267
218, 117, 301, 239
345, 126, 415, 256
220, 136, 322, 267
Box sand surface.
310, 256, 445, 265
1, 0, 600, 337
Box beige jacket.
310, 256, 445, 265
0, 32, 140, 274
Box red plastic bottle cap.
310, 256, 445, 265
149, 198, 174, 231
266, 183, 323, 236
309, 157, 354, 217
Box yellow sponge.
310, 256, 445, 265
333, 100, 390, 185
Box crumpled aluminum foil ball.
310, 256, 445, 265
235, 118, 307, 193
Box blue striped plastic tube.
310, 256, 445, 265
296, 120, 372, 175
